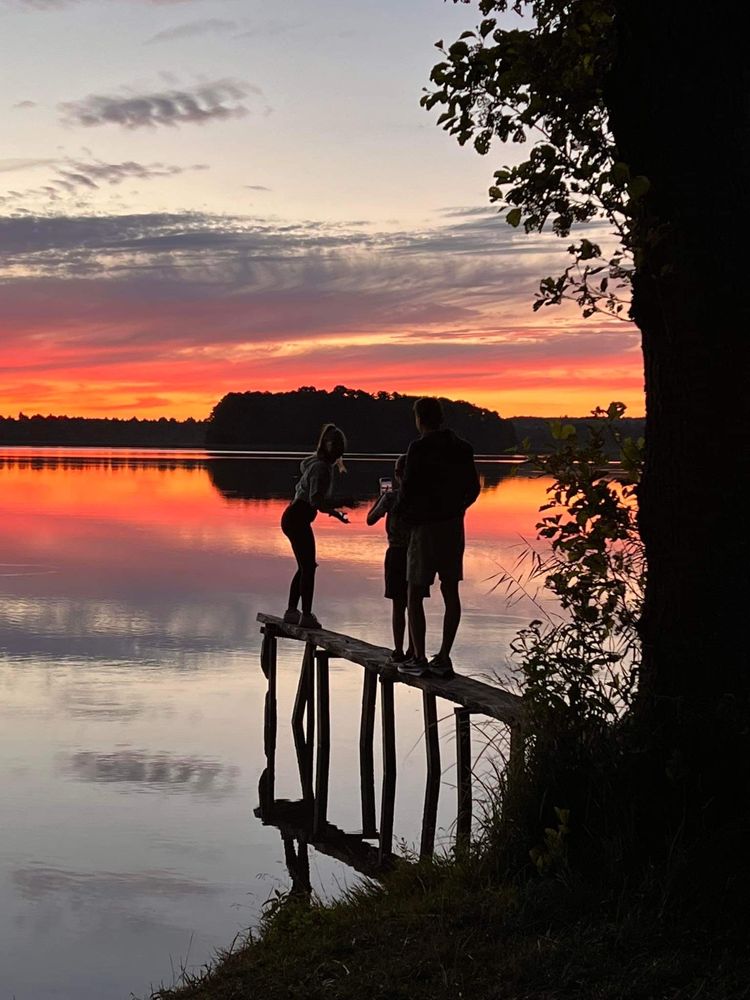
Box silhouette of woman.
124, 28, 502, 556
281, 424, 350, 629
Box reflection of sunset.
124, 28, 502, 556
0, 456, 551, 607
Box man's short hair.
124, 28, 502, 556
414, 396, 444, 430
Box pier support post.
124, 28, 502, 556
379, 677, 397, 862
292, 641, 316, 800
359, 669, 378, 838
455, 707, 472, 850
313, 650, 331, 836
420, 691, 441, 859
259, 627, 278, 810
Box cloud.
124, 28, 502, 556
0, 158, 208, 206
12, 99, 37, 109
145, 17, 238, 44
59, 78, 258, 130
14, 0, 197, 8
244, 184, 270, 191
0, 210, 640, 417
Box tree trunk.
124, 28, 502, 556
607, 3, 750, 837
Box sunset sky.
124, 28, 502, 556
0, 0, 643, 420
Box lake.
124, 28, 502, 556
0, 449, 551, 1000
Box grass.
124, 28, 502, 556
149, 846, 750, 1000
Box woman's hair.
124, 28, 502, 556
316, 423, 347, 472
394, 454, 406, 480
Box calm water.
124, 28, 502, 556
0, 449, 550, 1000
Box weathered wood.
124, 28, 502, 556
379, 678, 397, 862
257, 613, 523, 725
359, 669, 378, 838
255, 798, 396, 879
313, 651, 331, 836
455, 707, 472, 850
261, 630, 278, 807
292, 641, 316, 800
420, 691, 441, 859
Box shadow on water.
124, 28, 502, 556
206, 455, 518, 503
0, 448, 519, 504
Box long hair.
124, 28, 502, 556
316, 423, 347, 473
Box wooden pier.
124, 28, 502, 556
256, 612, 524, 873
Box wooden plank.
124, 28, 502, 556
379, 677, 397, 862
313, 650, 331, 836
420, 691, 441, 859
257, 613, 523, 725
359, 669, 378, 838
455, 707, 472, 850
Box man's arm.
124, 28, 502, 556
464, 450, 481, 509
366, 492, 390, 526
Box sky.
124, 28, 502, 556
0, 0, 644, 420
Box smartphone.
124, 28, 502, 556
379, 477, 393, 495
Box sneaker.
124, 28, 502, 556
397, 656, 429, 677
428, 654, 454, 678
299, 612, 322, 629
282, 608, 301, 625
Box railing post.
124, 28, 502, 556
359, 669, 378, 838
420, 691, 441, 859
455, 707, 472, 850
379, 676, 397, 862
313, 650, 331, 836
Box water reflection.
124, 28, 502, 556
62, 750, 240, 796
0, 448, 549, 1000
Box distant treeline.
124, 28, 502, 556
206, 386, 518, 453
0, 393, 644, 455
0, 414, 205, 447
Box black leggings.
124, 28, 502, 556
281, 500, 317, 615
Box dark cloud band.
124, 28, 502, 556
59, 79, 256, 130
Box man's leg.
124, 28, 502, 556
438, 579, 461, 659
407, 583, 427, 660
391, 598, 406, 656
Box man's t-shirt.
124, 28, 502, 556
397, 428, 480, 525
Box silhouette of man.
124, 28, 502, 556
396, 397, 480, 677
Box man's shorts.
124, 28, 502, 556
407, 516, 465, 587
385, 546, 429, 601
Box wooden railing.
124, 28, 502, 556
255, 613, 524, 880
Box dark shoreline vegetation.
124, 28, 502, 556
151, 850, 750, 1000
0, 386, 644, 455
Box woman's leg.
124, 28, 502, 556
289, 520, 317, 615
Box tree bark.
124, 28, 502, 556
608, 2, 750, 834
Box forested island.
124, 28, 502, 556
0, 387, 643, 454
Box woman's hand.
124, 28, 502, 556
328, 509, 350, 524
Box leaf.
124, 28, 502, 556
506, 207, 522, 227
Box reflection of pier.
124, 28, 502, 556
255, 614, 523, 882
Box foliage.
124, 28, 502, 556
206, 384, 517, 453
495, 403, 644, 866
422, 0, 646, 318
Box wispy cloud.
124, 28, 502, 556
0, 159, 208, 206
145, 18, 238, 45
59, 79, 258, 130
